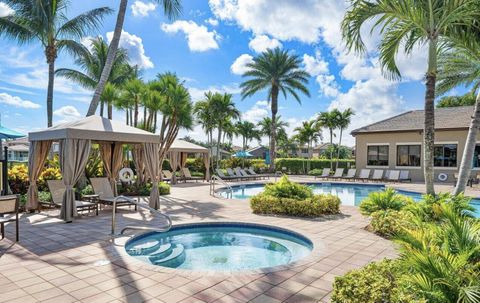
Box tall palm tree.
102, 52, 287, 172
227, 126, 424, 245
437, 37, 480, 194
335, 108, 354, 169
86, 0, 182, 116
194, 97, 216, 146
294, 120, 322, 171
241, 48, 310, 172
56, 37, 134, 119
235, 121, 261, 150
100, 83, 120, 120
120, 79, 146, 127
342, 0, 480, 195
0, 0, 112, 126
259, 116, 289, 152
317, 110, 339, 169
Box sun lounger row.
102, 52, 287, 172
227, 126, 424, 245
162, 167, 204, 182
215, 167, 270, 181
314, 168, 411, 182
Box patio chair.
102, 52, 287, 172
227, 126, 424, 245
235, 167, 256, 180
314, 168, 331, 179
330, 168, 345, 180
90, 177, 137, 210
215, 169, 237, 181
247, 168, 269, 179
47, 180, 98, 216
386, 170, 400, 182
371, 169, 384, 182
162, 170, 173, 183
182, 167, 204, 182
0, 195, 19, 242
341, 169, 357, 180
239, 168, 261, 180
227, 168, 244, 180
356, 169, 371, 182
399, 170, 411, 182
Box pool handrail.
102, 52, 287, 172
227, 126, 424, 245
210, 175, 233, 198
110, 195, 172, 236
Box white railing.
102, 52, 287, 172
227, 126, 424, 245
110, 195, 172, 236
210, 175, 233, 198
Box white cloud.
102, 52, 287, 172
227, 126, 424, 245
106, 30, 153, 69
230, 54, 253, 75
248, 35, 281, 53
53, 105, 81, 123
302, 51, 328, 76
242, 100, 269, 123
188, 83, 241, 101
205, 18, 219, 26
131, 1, 156, 17
0, 92, 40, 109
161, 20, 219, 52
0, 2, 13, 17
316, 75, 339, 98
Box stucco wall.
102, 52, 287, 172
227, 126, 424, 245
354, 129, 476, 182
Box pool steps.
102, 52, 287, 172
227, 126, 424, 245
149, 244, 186, 267
126, 240, 162, 256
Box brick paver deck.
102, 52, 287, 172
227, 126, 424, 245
0, 178, 400, 303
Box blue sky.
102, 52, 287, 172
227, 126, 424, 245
0, 0, 442, 146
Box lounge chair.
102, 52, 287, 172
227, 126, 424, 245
182, 167, 204, 182
47, 180, 98, 216
0, 195, 19, 241
235, 167, 256, 180
90, 177, 137, 210
386, 170, 400, 182
314, 168, 331, 179
330, 168, 345, 180
162, 170, 172, 182
247, 168, 269, 179
342, 169, 357, 180
399, 170, 411, 182
227, 168, 244, 180
215, 169, 238, 181
356, 169, 371, 182
371, 169, 384, 182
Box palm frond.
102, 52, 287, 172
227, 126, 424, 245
56, 6, 113, 39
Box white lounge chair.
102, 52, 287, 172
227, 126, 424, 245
47, 180, 97, 215
90, 177, 137, 210
162, 170, 173, 182
399, 170, 411, 182
342, 169, 357, 180
330, 168, 345, 179
315, 168, 331, 179
247, 168, 269, 179
371, 170, 384, 182
356, 169, 371, 182
386, 170, 400, 182
182, 167, 203, 182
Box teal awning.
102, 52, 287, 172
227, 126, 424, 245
0, 125, 25, 140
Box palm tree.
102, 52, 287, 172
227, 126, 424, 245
335, 108, 354, 169
194, 97, 216, 146
294, 120, 322, 171
120, 79, 146, 127
86, 0, 182, 116
0, 0, 112, 126
317, 110, 339, 169
436, 37, 480, 195
259, 116, 289, 151
241, 47, 310, 172
235, 121, 261, 150
56, 37, 134, 119
100, 83, 120, 120
342, 0, 480, 195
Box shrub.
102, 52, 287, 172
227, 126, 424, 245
405, 192, 475, 222
359, 188, 412, 216
274, 158, 354, 174
80, 185, 94, 196
38, 191, 52, 203
117, 182, 170, 196
185, 158, 205, 174
331, 259, 423, 303
263, 175, 313, 200
307, 168, 324, 176
220, 158, 267, 171
8, 164, 29, 195
38, 167, 62, 191
369, 210, 415, 238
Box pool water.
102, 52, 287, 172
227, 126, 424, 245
125, 223, 313, 272
221, 183, 480, 217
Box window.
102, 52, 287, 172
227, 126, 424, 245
367, 145, 389, 166
473, 144, 480, 168
434, 144, 457, 167
397, 145, 421, 167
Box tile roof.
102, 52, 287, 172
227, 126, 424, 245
351, 106, 474, 135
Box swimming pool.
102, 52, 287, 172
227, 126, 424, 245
219, 183, 480, 217
125, 222, 313, 272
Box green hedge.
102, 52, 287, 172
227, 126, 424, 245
220, 158, 267, 171
275, 158, 355, 174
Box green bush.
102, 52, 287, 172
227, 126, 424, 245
185, 158, 205, 174
38, 191, 52, 203
369, 210, 415, 238
359, 188, 413, 216
275, 158, 354, 174
263, 175, 313, 200
118, 182, 170, 196
250, 194, 340, 217
331, 259, 424, 303
220, 158, 267, 171
308, 168, 325, 176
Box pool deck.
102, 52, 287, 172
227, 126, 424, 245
0, 176, 471, 303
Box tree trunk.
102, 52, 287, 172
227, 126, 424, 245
424, 39, 437, 195
134, 99, 139, 127
336, 128, 343, 169
108, 103, 113, 120
99, 100, 104, 117
329, 129, 334, 168
86, 0, 128, 116
216, 127, 222, 168
126, 110, 129, 125
454, 91, 480, 195
46, 60, 55, 127
269, 85, 279, 172
307, 141, 312, 172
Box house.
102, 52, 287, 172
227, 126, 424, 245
352, 106, 477, 182
209, 146, 231, 160
4, 137, 59, 162
247, 146, 271, 159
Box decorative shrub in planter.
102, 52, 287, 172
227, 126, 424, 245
250, 176, 340, 217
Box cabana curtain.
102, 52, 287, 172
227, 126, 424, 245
168, 151, 179, 184
203, 153, 210, 180
132, 145, 145, 184
143, 143, 160, 209
99, 142, 123, 196
59, 139, 91, 222
26, 140, 52, 211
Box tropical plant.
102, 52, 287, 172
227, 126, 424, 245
240, 47, 310, 172
359, 187, 412, 216
119, 78, 146, 127
436, 37, 480, 194
341, 0, 480, 195
320, 144, 352, 159
56, 36, 133, 119
437, 94, 476, 108
194, 99, 215, 146
0, 0, 112, 126
335, 108, 354, 168
293, 120, 322, 171
317, 110, 339, 168
87, 0, 182, 116
259, 116, 289, 150
235, 120, 261, 150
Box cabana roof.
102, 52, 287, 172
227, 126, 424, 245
169, 139, 209, 154
28, 116, 159, 143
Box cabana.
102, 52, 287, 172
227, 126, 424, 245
27, 116, 162, 222
168, 139, 210, 184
